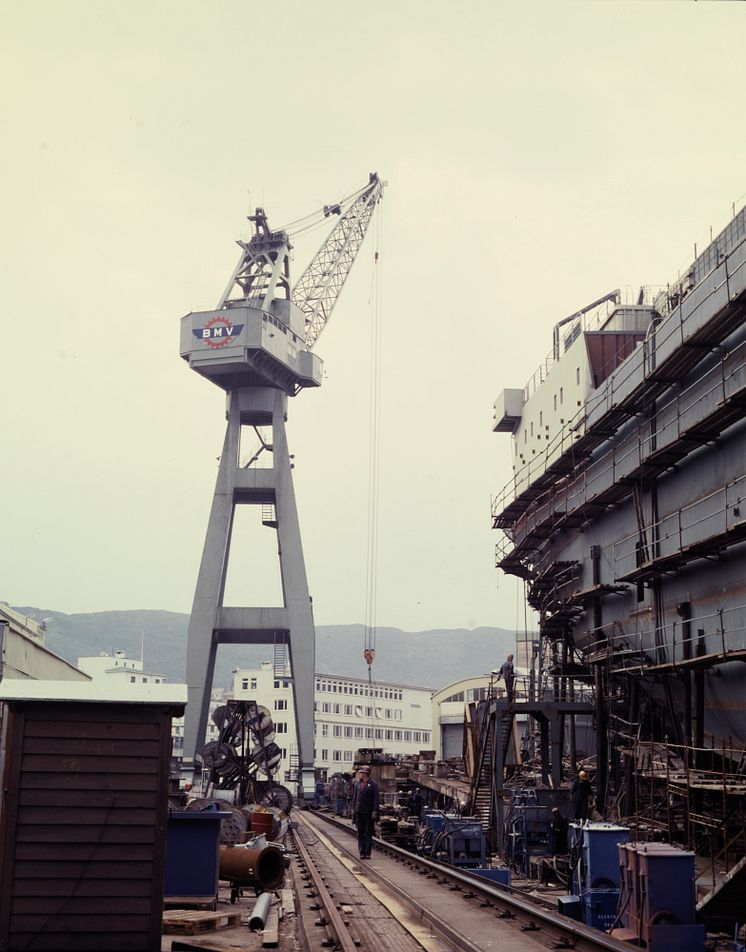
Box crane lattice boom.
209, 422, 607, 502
293, 172, 384, 350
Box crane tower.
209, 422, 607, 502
180, 174, 384, 798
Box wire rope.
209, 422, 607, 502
363, 201, 384, 718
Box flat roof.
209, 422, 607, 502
0, 679, 187, 705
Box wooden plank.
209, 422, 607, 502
18, 770, 160, 791
9, 930, 151, 950
18, 788, 159, 808
9, 912, 148, 931
23, 720, 162, 740
14, 843, 156, 862
12, 878, 153, 898
262, 907, 279, 947
17, 806, 158, 826
162, 909, 242, 935
280, 887, 295, 916
14, 824, 157, 844
24, 705, 176, 725
21, 736, 162, 757
11, 896, 152, 915
20, 753, 159, 773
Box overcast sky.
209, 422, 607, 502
2, 1, 744, 636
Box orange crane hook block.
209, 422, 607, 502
363, 649, 375, 666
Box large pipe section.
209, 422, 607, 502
219, 843, 285, 891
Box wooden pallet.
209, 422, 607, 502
162, 909, 242, 935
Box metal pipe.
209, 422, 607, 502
219, 843, 285, 890
248, 891, 273, 931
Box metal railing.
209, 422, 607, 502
581, 603, 746, 668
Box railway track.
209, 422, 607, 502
291, 810, 632, 952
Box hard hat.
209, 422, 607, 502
579, 770, 588, 780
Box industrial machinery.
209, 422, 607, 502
417, 812, 487, 869
503, 790, 551, 876
180, 174, 385, 798
563, 822, 629, 932
613, 842, 705, 952
201, 699, 293, 815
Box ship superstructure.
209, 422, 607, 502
493, 205, 746, 874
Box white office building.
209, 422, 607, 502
231, 662, 434, 782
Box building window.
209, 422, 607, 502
395, 730, 402, 741
274, 680, 280, 688
344, 726, 353, 737
355, 727, 364, 738
333, 751, 342, 762
321, 749, 328, 761
375, 729, 383, 739
274, 699, 288, 710
404, 731, 412, 742
394, 710, 402, 720
322, 703, 331, 713
322, 724, 329, 736
276, 722, 287, 734
344, 750, 353, 761
385, 730, 393, 741
143, 678, 148, 684
366, 728, 374, 738
130, 676, 136, 683
242, 679, 249, 690
333, 703, 341, 714
251, 678, 257, 690
344, 704, 353, 716
333, 726, 342, 737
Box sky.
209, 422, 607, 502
1, 0, 745, 635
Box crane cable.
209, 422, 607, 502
363, 200, 384, 700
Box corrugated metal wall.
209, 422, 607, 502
0, 700, 180, 951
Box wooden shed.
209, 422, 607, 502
0, 681, 186, 951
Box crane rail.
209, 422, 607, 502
295, 809, 632, 952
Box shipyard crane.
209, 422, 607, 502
180, 173, 385, 799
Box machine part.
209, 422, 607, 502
219, 843, 286, 892
219, 807, 248, 846
248, 892, 273, 931
256, 782, 293, 814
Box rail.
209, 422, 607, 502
582, 602, 746, 669
613, 470, 746, 578
303, 809, 634, 952
492, 229, 746, 530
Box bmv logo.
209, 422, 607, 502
193, 315, 244, 348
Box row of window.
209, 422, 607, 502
315, 702, 403, 719
240, 678, 291, 692
315, 726, 430, 743
315, 679, 403, 701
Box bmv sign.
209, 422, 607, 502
192, 314, 244, 348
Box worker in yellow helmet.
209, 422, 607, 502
571, 769, 593, 820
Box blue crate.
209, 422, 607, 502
583, 889, 621, 932
558, 895, 583, 922
468, 867, 511, 886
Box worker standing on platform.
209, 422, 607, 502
351, 765, 379, 859
408, 787, 424, 821
495, 653, 516, 703
570, 770, 593, 820
550, 807, 569, 853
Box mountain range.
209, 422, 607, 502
13, 606, 516, 692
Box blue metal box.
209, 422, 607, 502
558, 895, 583, 921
